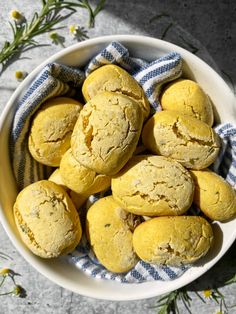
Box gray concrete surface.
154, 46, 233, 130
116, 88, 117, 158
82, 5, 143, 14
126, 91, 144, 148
0, 0, 236, 313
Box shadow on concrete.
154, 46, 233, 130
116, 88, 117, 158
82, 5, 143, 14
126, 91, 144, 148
90, 0, 236, 83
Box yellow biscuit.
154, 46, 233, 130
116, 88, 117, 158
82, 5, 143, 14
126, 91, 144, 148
28, 97, 83, 167
60, 148, 111, 194
48, 168, 87, 210
133, 216, 213, 266
68, 191, 88, 213
13, 180, 82, 258
71, 92, 143, 175
82, 64, 150, 119
190, 169, 236, 221
112, 155, 194, 216
48, 168, 68, 190
161, 79, 214, 126
142, 111, 220, 169
86, 196, 139, 273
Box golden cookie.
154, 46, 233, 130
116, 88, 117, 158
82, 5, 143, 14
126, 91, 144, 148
13, 180, 82, 258
112, 155, 194, 216
28, 97, 83, 166
133, 216, 213, 265
60, 148, 111, 194
161, 79, 214, 126
82, 64, 150, 119
86, 196, 139, 273
142, 111, 220, 169
190, 169, 236, 221
71, 92, 143, 175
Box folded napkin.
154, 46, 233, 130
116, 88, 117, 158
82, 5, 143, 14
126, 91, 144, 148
10, 42, 236, 283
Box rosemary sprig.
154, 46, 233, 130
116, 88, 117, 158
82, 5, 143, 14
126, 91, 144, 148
152, 281, 236, 314
0, 0, 106, 73
0, 1, 74, 70
78, 0, 106, 28
152, 288, 193, 314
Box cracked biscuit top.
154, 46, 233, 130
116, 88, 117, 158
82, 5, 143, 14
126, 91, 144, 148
86, 196, 140, 273
133, 216, 213, 266
60, 148, 111, 195
161, 79, 214, 126
71, 91, 143, 175
142, 111, 220, 169
111, 155, 194, 216
28, 97, 83, 167
82, 64, 150, 120
13, 180, 82, 258
190, 169, 236, 221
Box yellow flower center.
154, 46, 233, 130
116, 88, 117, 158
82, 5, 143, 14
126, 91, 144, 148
69, 25, 76, 34
0, 268, 10, 276
13, 285, 21, 296
49, 32, 58, 39
203, 289, 212, 298
11, 10, 22, 20
15, 71, 23, 79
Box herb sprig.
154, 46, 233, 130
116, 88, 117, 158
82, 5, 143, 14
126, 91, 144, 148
0, 0, 106, 73
151, 288, 193, 314
152, 284, 236, 314
78, 0, 106, 27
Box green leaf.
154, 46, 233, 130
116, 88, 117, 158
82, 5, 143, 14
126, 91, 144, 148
158, 304, 169, 314
94, 0, 106, 16
0, 0, 105, 72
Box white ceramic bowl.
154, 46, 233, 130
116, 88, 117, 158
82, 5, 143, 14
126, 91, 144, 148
0, 35, 236, 301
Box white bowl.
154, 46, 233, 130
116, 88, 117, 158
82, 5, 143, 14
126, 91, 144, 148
0, 35, 236, 301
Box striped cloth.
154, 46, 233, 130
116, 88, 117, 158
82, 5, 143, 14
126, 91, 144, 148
86, 41, 182, 112
66, 194, 188, 283
10, 41, 236, 283
10, 63, 85, 190
213, 123, 236, 188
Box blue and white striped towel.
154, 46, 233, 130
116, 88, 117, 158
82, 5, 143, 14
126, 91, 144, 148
10, 63, 85, 189
10, 41, 236, 283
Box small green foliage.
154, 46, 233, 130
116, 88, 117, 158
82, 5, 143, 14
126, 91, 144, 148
152, 280, 236, 314
0, 0, 106, 73
77, 0, 106, 28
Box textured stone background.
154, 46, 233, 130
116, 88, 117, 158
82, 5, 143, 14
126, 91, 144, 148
0, 0, 236, 313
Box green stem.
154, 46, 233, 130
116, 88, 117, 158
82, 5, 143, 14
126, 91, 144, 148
0, 276, 6, 288
1, 1, 49, 62
0, 290, 15, 297
0, 1, 73, 66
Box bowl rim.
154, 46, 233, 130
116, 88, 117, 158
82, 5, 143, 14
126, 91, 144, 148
0, 34, 236, 301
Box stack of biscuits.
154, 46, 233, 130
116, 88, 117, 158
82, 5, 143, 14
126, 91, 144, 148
13, 65, 236, 274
